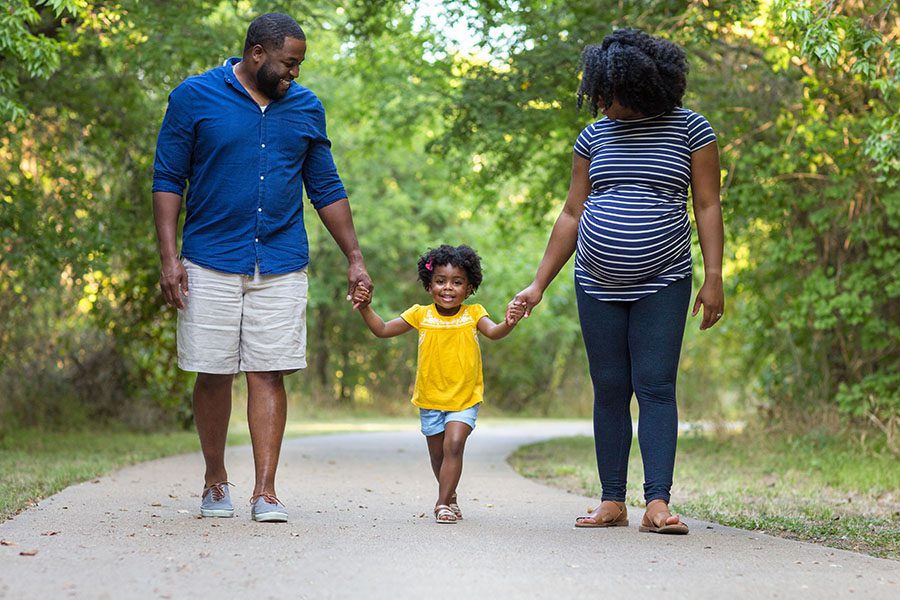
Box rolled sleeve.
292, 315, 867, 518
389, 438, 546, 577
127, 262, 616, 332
302, 101, 347, 209
152, 84, 194, 195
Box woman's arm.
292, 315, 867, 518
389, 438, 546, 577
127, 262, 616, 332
512, 153, 591, 316
690, 142, 725, 330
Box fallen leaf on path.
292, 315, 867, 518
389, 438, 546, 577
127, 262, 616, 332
0, 539, 16, 546
19, 549, 38, 556
91, 479, 100, 484
150, 502, 162, 507
40, 531, 59, 536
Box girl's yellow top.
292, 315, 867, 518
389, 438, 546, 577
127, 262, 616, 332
400, 303, 488, 411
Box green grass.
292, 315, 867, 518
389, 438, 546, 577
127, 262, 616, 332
0, 428, 200, 521
508, 429, 900, 560
0, 417, 418, 522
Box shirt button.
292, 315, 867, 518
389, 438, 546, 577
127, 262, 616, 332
255, 238, 259, 243
260, 175, 264, 180
261, 144, 265, 148
258, 208, 262, 212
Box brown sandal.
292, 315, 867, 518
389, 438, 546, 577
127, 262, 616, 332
575, 500, 628, 528
639, 499, 689, 534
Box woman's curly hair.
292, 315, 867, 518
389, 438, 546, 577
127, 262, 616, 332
577, 28, 688, 118
417, 244, 483, 293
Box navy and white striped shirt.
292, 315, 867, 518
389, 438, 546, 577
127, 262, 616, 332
573, 107, 716, 301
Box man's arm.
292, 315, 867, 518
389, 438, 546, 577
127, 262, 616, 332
316, 198, 372, 307
152, 84, 194, 309
153, 191, 188, 309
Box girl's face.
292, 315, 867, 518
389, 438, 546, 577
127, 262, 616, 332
428, 264, 473, 315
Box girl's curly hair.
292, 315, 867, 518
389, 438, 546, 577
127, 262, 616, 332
417, 244, 483, 293
577, 28, 688, 118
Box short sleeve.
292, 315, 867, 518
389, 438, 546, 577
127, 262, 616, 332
468, 304, 489, 324
573, 124, 595, 160
302, 97, 348, 209
401, 304, 423, 328
686, 111, 717, 152
152, 82, 195, 195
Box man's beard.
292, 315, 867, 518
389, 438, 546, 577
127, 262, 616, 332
256, 61, 288, 100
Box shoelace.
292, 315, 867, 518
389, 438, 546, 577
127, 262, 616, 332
203, 481, 233, 502
250, 492, 283, 506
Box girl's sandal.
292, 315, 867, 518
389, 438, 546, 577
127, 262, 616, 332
448, 494, 462, 520
574, 500, 628, 528
639, 499, 689, 535
434, 504, 458, 524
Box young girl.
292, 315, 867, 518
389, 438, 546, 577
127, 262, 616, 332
352, 244, 525, 524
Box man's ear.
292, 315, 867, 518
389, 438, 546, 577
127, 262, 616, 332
250, 44, 266, 63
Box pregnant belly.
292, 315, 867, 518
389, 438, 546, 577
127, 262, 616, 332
576, 204, 691, 284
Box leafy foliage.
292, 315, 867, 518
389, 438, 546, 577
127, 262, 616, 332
1, 1, 896, 449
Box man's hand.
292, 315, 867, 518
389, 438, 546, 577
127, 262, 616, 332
350, 281, 371, 310
346, 261, 373, 309
159, 257, 188, 309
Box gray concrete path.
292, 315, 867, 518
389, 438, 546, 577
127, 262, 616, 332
0, 421, 897, 599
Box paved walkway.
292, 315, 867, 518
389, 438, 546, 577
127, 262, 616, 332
1, 421, 897, 599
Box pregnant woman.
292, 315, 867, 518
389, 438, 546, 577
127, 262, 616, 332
511, 28, 724, 534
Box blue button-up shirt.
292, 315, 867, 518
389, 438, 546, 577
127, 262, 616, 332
152, 57, 347, 275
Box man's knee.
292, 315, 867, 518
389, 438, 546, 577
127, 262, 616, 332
246, 370, 286, 385
195, 372, 235, 389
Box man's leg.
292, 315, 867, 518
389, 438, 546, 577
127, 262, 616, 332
246, 370, 288, 498
193, 373, 235, 486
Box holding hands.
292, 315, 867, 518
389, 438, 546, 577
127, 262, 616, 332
506, 281, 543, 324
505, 300, 526, 326
350, 282, 372, 309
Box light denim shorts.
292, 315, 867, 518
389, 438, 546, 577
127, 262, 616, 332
177, 258, 308, 374
419, 403, 481, 436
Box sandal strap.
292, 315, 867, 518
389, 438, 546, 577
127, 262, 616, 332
645, 499, 674, 527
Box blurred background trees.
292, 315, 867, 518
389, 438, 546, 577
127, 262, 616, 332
1, 1, 896, 450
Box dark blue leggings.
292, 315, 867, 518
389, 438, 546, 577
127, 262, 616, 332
576, 277, 691, 504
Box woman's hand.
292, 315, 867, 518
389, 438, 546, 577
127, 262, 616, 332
692, 275, 724, 330
509, 282, 545, 319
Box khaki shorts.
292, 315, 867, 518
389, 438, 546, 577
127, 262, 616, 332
177, 258, 308, 374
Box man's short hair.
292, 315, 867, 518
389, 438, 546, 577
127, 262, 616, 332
244, 13, 305, 53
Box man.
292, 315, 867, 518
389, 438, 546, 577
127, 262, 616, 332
152, 13, 371, 523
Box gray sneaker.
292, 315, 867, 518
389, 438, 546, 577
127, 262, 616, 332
251, 493, 288, 523
200, 482, 234, 518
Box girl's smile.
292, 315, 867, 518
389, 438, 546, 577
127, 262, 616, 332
428, 264, 473, 316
